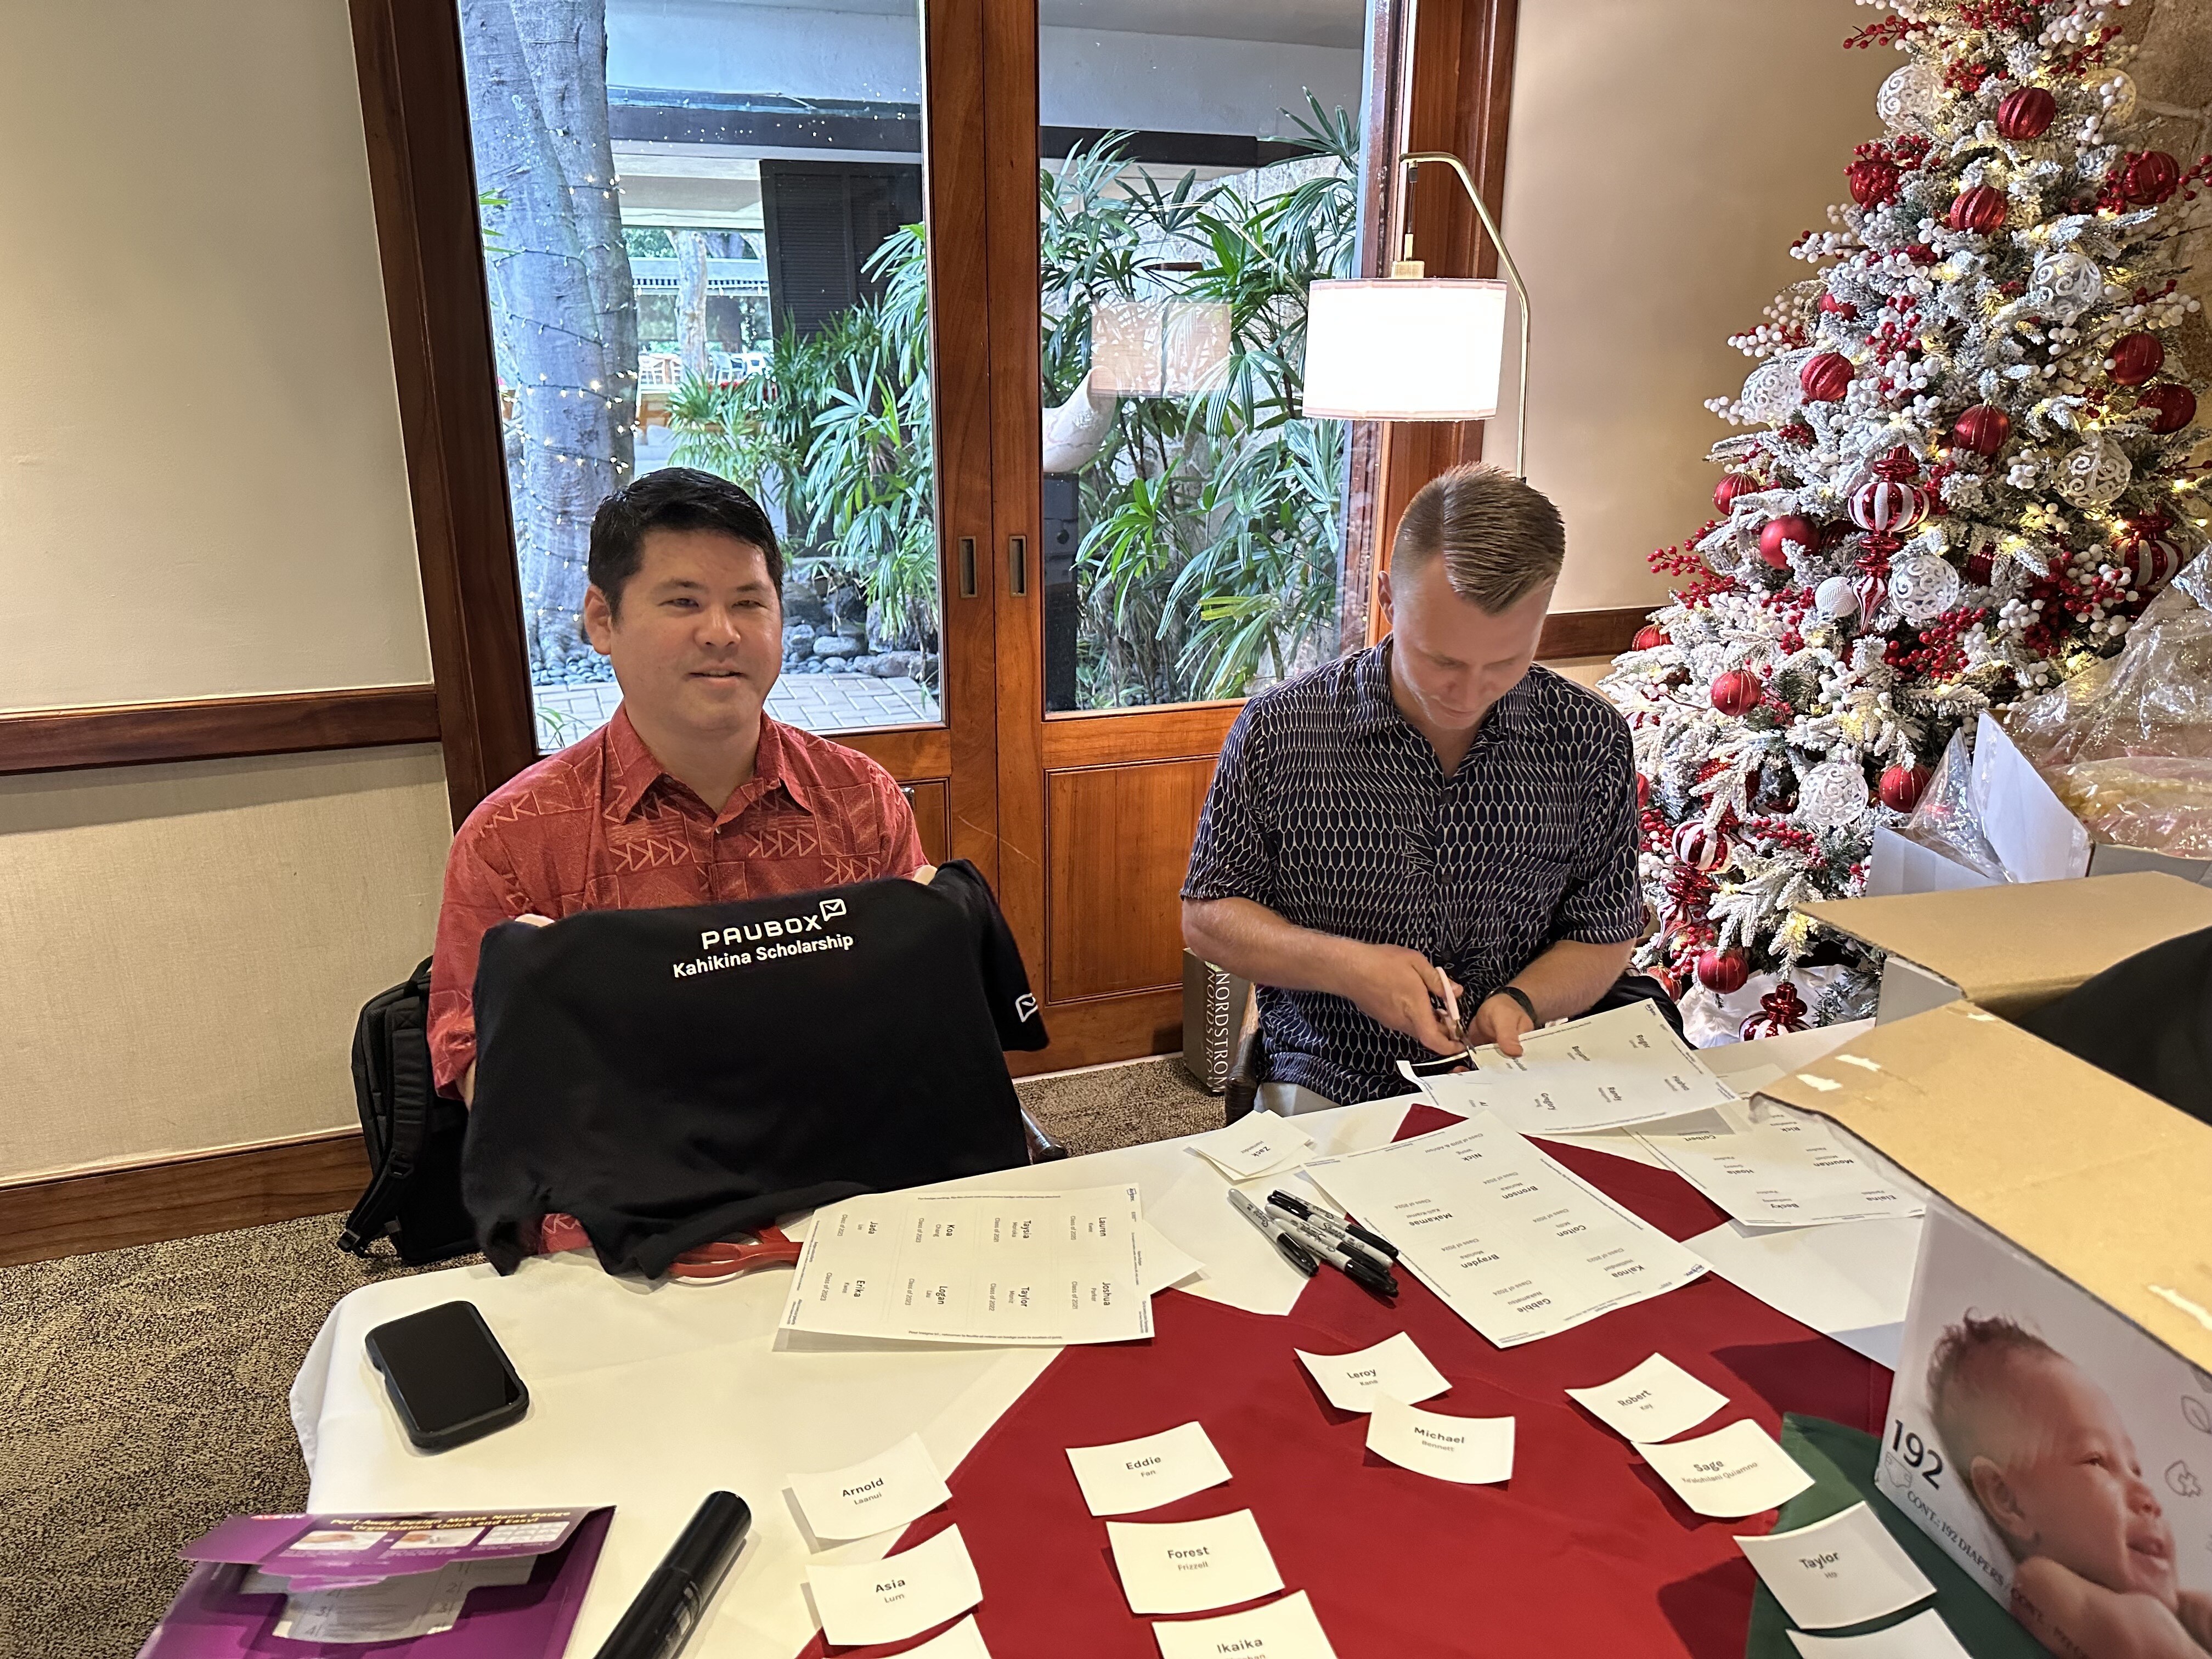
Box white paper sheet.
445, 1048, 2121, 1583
1065, 1421, 1233, 1516
788, 1434, 952, 1542
1137, 1221, 1205, 1296
780, 1186, 1149, 1346
1184, 1110, 1316, 1181
1420, 1001, 1740, 1134
1104, 1510, 1284, 1615
1634, 1101, 1923, 1229
806, 1525, 984, 1646
1735, 1502, 1936, 1631
898, 1615, 995, 1658
1637, 1419, 1815, 1518
1293, 1332, 1451, 1415
1565, 1352, 1729, 1444
1152, 1591, 1341, 1659
1143, 1165, 1312, 1318
1365, 1397, 1514, 1484
1304, 1113, 1707, 1348
1787, 1609, 1973, 1658
1686, 1215, 1922, 1368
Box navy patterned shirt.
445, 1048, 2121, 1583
1182, 642, 1643, 1105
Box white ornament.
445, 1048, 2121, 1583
1876, 61, 1941, 133
2028, 250, 2103, 325
1741, 354, 1805, 424
1799, 760, 1871, 830
2056, 432, 2132, 509
1814, 574, 1861, 622
1890, 551, 1962, 623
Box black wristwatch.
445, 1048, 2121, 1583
1488, 984, 1538, 1026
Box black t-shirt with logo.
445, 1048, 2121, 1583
462, 860, 1048, 1277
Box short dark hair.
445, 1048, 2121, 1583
1391, 464, 1565, 613
587, 467, 782, 616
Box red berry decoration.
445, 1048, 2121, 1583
1696, 947, 1750, 996
1740, 981, 1810, 1040
1848, 157, 1901, 208
1947, 184, 2008, 235
1949, 404, 2012, 456
2108, 332, 2165, 387
1714, 472, 1760, 513
1850, 477, 1928, 534
1759, 516, 1818, 569
1674, 821, 1729, 873
1633, 624, 1668, 652
1880, 764, 1933, 813
1800, 352, 1854, 403
1996, 86, 2057, 141
2123, 151, 2182, 206
2138, 383, 2198, 435
1710, 668, 1764, 717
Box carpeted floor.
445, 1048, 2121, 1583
0, 1057, 1220, 1659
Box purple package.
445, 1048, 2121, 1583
138, 1507, 612, 1657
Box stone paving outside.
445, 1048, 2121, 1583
532, 674, 939, 751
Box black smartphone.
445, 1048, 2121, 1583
364, 1301, 529, 1452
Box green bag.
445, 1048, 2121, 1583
1745, 1415, 2047, 1659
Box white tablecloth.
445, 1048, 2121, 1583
289, 1023, 1880, 1657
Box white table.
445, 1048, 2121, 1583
291, 1024, 1876, 1657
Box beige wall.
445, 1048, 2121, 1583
1497, 1, 1890, 613
0, 0, 430, 711
0, 2, 451, 1183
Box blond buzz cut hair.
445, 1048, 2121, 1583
1391, 464, 1566, 614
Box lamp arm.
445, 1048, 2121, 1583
1400, 150, 1530, 479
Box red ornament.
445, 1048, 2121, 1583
1714, 472, 1760, 514
1635, 772, 1651, 810
1996, 86, 2057, 141
2108, 332, 2165, 387
2119, 514, 2184, 595
1880, 764, 1933, 812
1963, 548, 1996, 586
1740, 981, 1810, 1040
1696, 947, 1750, 996
1947, 184, 2008, 235
2123, 151, 2182, 206
1818, 292, 1859, 321
1949, 404, 2013, 456
1853, 565, 1891, 620
1850, 477, 1929, 534
1649, 964, 1684, 1002
1632, 624, 1668, 652
1674, 821, 1729, 873
1848, 157, 1901, 208
1800, 352, 1854, 403
1759, 516, 1818, 569
1710, 668, 1764, 717
2138, 383, 2198, 436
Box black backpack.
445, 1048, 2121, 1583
338, 957, 477, 1265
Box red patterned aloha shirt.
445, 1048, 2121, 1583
428, 704, 924, 1093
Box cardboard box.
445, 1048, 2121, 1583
1756, 1008, 2212, 1654
1800, 872, 2212, 1024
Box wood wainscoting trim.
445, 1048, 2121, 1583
0, 685, 441, 777
0, 1131, 371, 1269
1537, 607, 1648, 662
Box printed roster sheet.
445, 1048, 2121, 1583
781, 1186, 1150, 1345
1305, 1113, 1707, 1348
1410, 1000, 1740, 1135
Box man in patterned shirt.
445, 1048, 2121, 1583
1181, 464, 1644, 1111
430, 468, 928, 1103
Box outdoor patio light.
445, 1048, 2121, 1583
1300, 150, 1531, 478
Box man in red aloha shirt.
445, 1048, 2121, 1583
429, 467, 928, 1103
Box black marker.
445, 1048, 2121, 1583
1267, 1189, 1400, 1263
594, 1491, 752, 1659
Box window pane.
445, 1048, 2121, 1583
457, 0, 944, 752
1037, 2, 1370, 713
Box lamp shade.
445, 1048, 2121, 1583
1300, 278, 1509, 420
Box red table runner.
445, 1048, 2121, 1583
798, 1105, 1892, 1657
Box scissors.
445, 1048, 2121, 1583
534, 1212, 805, 1282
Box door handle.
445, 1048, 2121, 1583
1009, 534, 1028, 597
958, 537, 977, 599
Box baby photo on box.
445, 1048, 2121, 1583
1881, 1205, 2212, 1659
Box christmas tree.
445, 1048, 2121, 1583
1601, 0, 2211, 1041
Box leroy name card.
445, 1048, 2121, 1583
1565, 1353, 1730, 1444
1365, 1397, 1514, 1485
1066, 1421, 1233, 1517
1152, 1591, 1341, 1659
1637, 1419, 1814, 1519
1105, 1510, 1284, 1615
806, 1525, 983, 1646
1735, 1502, 1936, 1631
1293, 1332, 1450, 1415
788, 1434, 951, 1541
